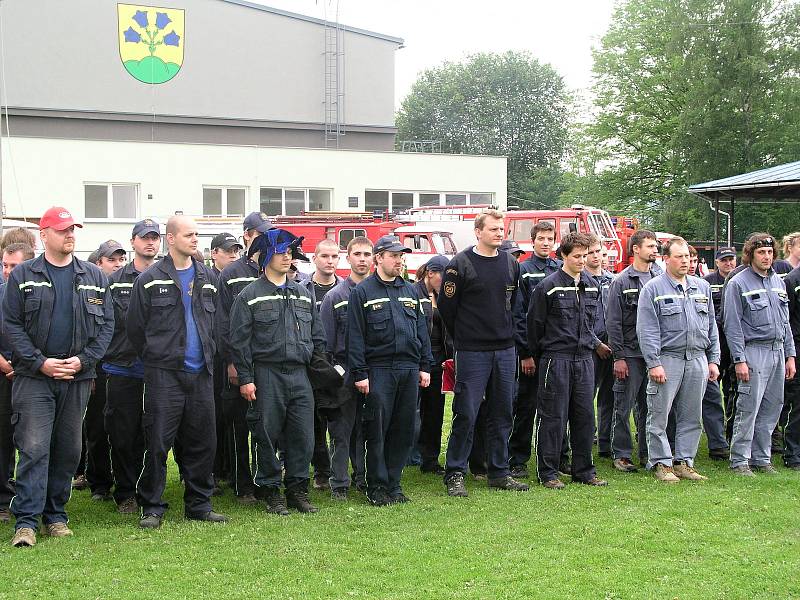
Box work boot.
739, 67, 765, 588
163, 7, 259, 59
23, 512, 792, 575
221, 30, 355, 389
613, 458, 638, 472
139, 513, 163, 529
0, 508, 10, 523
117, 497, 139, 514
445, 473, 468, 498
11, 527, 36, 547
542, 478, 565, 490
367, 488, 392, 507
264, 488, 289, 516
752, 464, 778, 474
786, 463, 800, 471
44, 522, 73, 537
509, 465, 529, 479
488, 476, 529, 491
91, 491, 112, 502
420, 463, 445, 476
286, 489, 319, 513
236, 493, 259, 506
558, 462, 572, 477
673, 462, 708, 481
331, 487, 348, 501
312, 475, 330, 491
731, 465, 756, 477
390, 491, 411, 504
579, 476, 609, 487
186, 511, 228, 523
653, 464, 680, 483
72, 474, 88, 490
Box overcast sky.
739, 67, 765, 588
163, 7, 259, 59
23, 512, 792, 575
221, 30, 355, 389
252, 0, 617, 108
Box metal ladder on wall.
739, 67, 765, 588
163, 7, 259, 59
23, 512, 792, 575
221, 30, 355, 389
323, 3, 345, 148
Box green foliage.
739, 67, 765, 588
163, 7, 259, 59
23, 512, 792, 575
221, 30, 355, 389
587, 0, 800, 241
396, 51, 571, 205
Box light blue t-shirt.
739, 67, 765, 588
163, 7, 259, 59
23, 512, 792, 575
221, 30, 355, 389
177, 264, 205, 373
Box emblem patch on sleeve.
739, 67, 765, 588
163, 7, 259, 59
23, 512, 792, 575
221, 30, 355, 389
443, 281, 456, 298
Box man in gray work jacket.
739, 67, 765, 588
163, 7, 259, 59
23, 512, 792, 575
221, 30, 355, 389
637, 237, 720, 483
723, 233, 796, 476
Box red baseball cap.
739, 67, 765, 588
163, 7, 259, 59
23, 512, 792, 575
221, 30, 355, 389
39, 207, 82, 231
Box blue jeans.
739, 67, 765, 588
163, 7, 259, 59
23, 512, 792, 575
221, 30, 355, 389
11, 376, 91, 530
445, 347, 516, 480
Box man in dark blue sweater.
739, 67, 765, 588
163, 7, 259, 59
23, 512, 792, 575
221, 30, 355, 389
438, 209, 529, 497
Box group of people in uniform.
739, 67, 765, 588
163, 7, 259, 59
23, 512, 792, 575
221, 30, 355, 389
1, 206, 797, 548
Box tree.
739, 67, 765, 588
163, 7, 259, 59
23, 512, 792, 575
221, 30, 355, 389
587, 0, 800, 241
396, 51, 571, 204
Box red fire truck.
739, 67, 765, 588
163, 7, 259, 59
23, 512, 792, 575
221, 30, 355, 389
399, 204, 627, 272
189, 214, 457, 279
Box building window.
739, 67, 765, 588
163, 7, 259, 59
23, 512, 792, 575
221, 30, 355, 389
84, 183, 138, 219
259, 188, 333, 216
469, 192, 493, 204
365, 190, 389, 214
445, 193, 468, 206
260, 188, 282, 216
202, 186, 247, 217
348, 196, 359, 208
419, 193, 440, 207
391, 192, 413, 213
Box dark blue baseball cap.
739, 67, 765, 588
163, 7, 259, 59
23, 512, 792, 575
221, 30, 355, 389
422, 255, 450, 272
374, 235, 411, 254
131, 218, 160, 238
500, 239, 524, 256
243, 211, 275, 234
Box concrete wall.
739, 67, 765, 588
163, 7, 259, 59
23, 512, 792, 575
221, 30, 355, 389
1, 137, 507, 255
1, 0, 399, 127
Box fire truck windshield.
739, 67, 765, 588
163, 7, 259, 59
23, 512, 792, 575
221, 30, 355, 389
433, 233, 457, 255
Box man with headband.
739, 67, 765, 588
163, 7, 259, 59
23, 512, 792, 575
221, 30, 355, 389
229, 229, 326, 515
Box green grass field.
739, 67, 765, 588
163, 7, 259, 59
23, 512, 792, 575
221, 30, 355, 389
2, 411, 799, 600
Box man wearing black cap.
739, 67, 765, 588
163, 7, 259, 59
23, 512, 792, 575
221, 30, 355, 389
103, 220, 161, 514
4, 207, 113, 547
210, 233, 242, 276
127, 215, 227, 528
215, 212, 274, 505
348, 235, 433, 506
80, 240, 127, 503
703, 247, 737, 459
414, 254, 452, 475
230, 229, 326, 515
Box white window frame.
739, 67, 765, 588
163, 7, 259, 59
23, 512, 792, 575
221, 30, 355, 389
83, 182, 140, 222
258, 187, 333, 215
365, 190, 495, 210
202, 185, 248, 218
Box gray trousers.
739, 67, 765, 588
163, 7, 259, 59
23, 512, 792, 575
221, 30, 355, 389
611, 356, 648, 462
730, 345, 785, 468
646, 355, 708, 469
701, 379, 729, 451
328, 385, 365, 490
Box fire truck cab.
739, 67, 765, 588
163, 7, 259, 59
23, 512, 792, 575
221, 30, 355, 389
504, 205, 624, 272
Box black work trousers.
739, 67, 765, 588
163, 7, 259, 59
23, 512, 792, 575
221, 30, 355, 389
248, 364, 314, 492
364, 367, 418, 495
85, 371, 113, 495
0, 376, 13, 510
222, 381, 254, 497
418, 368, 445, 469
536, 355, 596, 483
137, 368, 215, 517
105, 374, 145, 504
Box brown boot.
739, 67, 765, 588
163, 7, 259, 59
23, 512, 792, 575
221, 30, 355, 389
673, 462, 708, 481
653, 463, 680, 483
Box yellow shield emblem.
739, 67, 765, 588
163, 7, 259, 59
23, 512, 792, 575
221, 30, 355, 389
118, 4, 185, 84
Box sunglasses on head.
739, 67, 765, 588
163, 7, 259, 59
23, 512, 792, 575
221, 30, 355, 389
752, 237, 774, 248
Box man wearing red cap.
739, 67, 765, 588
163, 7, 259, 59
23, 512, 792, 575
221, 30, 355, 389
3, 207, 114, 547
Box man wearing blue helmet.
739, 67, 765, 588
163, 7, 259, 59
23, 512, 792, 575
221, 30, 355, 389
229, 228, 327, 515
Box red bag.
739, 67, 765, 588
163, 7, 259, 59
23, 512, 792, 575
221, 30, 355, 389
441, 359, 455, 393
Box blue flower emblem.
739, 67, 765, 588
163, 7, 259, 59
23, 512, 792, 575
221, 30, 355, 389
163, 31, 180, 47
155, 12, 171, 30
123, 26, 142, 43
132, 10, 148, 28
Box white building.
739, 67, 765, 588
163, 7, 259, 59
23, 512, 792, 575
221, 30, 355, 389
0, 0, 506, 255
